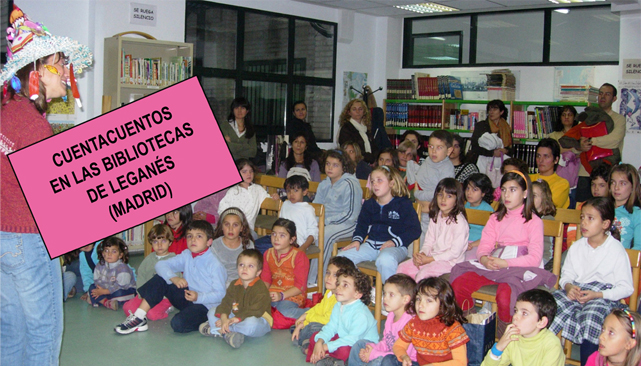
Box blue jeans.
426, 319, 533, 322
293, 321, 324, 346
62, 271, 76, 301
272, 299, 308, 319
1, 232, 63, 366
87, 284, 136, 306
207, 312, 271, 338
338, 243, 408, 282
348, 339, 386, 366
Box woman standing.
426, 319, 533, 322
467, 100, 512, 164
338, 99, 379, 164
219, 97, 257, 160
286, 100, 322, 158
1, 6, 92, 365
548, 105, 579, 153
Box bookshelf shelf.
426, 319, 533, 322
103, 36, 193, 111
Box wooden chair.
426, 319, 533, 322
471, 218, 564, 315
560, 248, 641, 365
254, 198, 282, 237
332, 203, 422, 332
306, 203, 325, 294
551, 207, 582, 286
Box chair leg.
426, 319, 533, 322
374, 273, 383, 334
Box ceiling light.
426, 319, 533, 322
395, 3, 459, 14
430, 37, 446, 41
424, 56, 458, 60
554, 8, 570, 13
548, 0, 605, 3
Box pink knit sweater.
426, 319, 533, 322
476, 205, 544, 268
1, 96, 52, 233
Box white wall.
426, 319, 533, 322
18, 0, 186, 123
619, 9, 641, 169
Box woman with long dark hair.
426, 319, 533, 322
220, 97, 257, 160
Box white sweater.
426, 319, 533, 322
560, 235, 633, 301
218, 184, 270, 230
279, 200, 319, 247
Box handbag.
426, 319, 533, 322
463, 307, 497, 366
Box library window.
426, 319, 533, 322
403, 5, 618, 68
550, 7, 619, 63
185, 1, 337, 140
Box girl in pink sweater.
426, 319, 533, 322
397, 178, 469, 281
451, 171, 543, 329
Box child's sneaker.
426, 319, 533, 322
223, 331, 245, 348
315, 357, 343, 366
199, 321, 220, 337
114, 312, 148, 335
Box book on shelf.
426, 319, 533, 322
512, 106, 563, 139
120, 50, 192, 87
385, 102, 441, 128
559, 85, 598, 103
512, 143, 538, 174
386, 79, 413, 100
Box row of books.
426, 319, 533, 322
511, 143, 540, 175
385, 103, 443, 128
386, 74, 463, 100
512, 106, 563, 139
446, 109, 480, 131
559, 85, 598, 103
120, 51, 192, 86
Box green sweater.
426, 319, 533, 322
218, 119, 257, 160
481, 328, 565, 366
214, 278, 273, 326
136, 253, 177, 290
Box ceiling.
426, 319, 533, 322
291, 0, 614, 17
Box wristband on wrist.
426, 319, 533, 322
280, 292, 285, 301
491, 343, 503, 357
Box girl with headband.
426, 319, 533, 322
450, 170, 553, 339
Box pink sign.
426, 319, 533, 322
8, 77, 240, 258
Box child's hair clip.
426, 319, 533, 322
333, 149, 342, 155
623, 309, 636, 339
381, 165, 390, 172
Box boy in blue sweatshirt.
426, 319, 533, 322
115, 220, 227, 335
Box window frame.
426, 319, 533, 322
186, 1, 337, 141
402, 4, 619, 69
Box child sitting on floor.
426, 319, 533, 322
383, 277, 469, 366
211, 207, 254, 287
122, 224, 179, 320
88, 237, 136, 310
308, 267, 379, 366
199, 249, 272, 349
482, 289, 565, 366
292, 256, 356, 353
261, 218, 310, 320
349, 274, 417, 366
114, 220, 227, 335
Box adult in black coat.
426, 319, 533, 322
337, 99, 379, 164
286, 101, 322, 159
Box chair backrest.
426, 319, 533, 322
626, 249, 641, 312
465, 208, 492, 227
542, 219, 564, 289
256, 174, 285, 196
555, 207, 582, 242
310, 203, 325, 247
260, 197, 282, 214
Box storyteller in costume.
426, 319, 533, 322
1, 5, 92, 365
